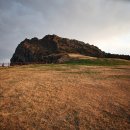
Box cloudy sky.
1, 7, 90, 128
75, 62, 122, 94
0, 0, 130, 62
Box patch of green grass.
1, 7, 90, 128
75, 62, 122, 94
19, 64, 77, 71
65, 58, 130, 66
64, 70, 100, 75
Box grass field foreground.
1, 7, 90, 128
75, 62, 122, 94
0, 62, 130, 129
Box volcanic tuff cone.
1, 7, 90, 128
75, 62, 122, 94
10, 34, 130, 65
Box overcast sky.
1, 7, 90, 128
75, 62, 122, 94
0, 0, 130, 62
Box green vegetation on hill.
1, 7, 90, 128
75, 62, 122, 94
65, 58, 130, 66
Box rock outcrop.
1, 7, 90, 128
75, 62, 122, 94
10, 34, 130, 65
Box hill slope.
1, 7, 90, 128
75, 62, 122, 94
10, 34, 130, 65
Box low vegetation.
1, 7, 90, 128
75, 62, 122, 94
65, 58, 130, 66
0, 59, 130, 129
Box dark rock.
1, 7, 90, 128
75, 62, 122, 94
10, 34, 130, 65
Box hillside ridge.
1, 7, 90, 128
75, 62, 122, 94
10, 34, 130, 65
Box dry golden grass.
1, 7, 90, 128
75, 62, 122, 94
68, 53, 97, 59
0, 64, 130, 130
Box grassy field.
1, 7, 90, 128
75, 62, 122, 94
65, 58, 130, 66
0, 60, 130, 129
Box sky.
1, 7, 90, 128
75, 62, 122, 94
0, 0, 130, 62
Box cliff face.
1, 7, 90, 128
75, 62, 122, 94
10, 34, 130, 65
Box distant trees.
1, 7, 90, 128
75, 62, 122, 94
105, 53, 130, 60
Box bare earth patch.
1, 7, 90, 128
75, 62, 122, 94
0, 64, 130, 130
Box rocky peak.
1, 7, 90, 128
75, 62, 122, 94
43, 34, 61, 41
10, 34, 130, 65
